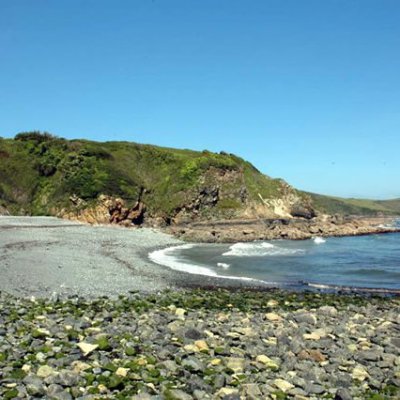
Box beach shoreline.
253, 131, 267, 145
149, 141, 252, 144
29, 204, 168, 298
166, 215, 400, 243
1, 216, 400, 299
1, 217, 400, 399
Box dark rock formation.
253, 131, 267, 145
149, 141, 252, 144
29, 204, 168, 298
167, 216, 400, 243
290, 203, 317, 219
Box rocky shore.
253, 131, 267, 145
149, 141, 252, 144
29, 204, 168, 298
56, 192, 400, 244
1, 289, 399, 400
167, 216, 400, 243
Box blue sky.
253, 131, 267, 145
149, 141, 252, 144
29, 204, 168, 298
1, 0, 399, 199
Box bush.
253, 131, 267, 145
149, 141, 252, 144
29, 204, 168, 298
15, 131, 59, 143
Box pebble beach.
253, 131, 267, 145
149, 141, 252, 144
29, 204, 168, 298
1, 217, 400, 399
1, 290, 400, 399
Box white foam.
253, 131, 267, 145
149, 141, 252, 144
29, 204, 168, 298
217, 262, 230, 269
306, 282, 331, 289
149, 244, 218, 276
313, 237, 326, 244
148, 244, 268, 284
222, 241, 303, 257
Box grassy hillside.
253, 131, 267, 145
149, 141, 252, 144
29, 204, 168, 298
308, 192, 400, 216
0, 132, 302, 220
2, 131, 397, 222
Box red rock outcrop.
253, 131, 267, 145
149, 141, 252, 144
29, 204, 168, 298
60, 195, 146, 226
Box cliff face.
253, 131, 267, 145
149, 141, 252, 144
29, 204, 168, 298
0, 132, 315, 226
1, 132, 398, 230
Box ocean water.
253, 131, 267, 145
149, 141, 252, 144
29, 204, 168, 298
149, 222, 400, 291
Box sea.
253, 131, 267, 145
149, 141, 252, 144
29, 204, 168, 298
149, 219, 400, 292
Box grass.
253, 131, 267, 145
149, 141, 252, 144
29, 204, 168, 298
307, 192, 400, 216
2, 132, 398, 220
0, 132, 293, 219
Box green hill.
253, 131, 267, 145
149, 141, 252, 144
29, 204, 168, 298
308, 192, 400, 216
1, 131, 398, 224
0, 132, 314, 223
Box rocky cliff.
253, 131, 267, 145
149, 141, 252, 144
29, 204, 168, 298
1, 132, 398, 241
0, 132, 315, 226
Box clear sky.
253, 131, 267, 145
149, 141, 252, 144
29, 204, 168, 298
1, 0, 399, 199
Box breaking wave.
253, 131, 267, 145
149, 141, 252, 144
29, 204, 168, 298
222, 241, 304, 257
313, 236, 326, 244
149, 244, 267, 284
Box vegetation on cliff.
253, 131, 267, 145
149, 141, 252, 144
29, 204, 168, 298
309, 192, 400, 216
1, 131, 398, 224
0, 132, 310, 222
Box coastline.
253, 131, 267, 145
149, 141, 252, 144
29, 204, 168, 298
1, 217, 400, 398
0, 216, 273, 299
165, 215, 400, 243
1, 216, 400, 298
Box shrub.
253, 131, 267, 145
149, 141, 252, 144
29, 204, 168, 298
15, 131, 59, 143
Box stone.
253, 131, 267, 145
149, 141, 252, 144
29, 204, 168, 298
391, 338, 400, 348
213, 374, 226, 389
195, 340, 209, 352
115, 367, 129, 377
352, 365, 369, 381
32, 328, 51, 338
184, 344, 199, 353
23, 376, 46, 396
347, 344, 358, 352
166, 389, 193, 400
162, 360, 179, 372
232, 327, 256, 336
242, 384, 262, 399
182, 357, 203, 372
265, 312, 282, 322
303, 332, 321, 340
37, 365, 56, 378
226, 357, 245, 373
187, 375, 212, 393
289, 387, 308, 397
274, 379, 294, 392
335, 388, 353, 400
71, 361, 91, 373
267, 299, 278, 307
294, 312, 317, 325
185, 328, 202, 340
309, 349, 327, 362
357, 350, 380, 362
193, 390, 210, 400
175, 308, 186, 319
216, 387, 240, 398
46, 384, 72, 400
98, 384, 108, 393
131, 394, 153, 400
36, 352, 46, 362
77, 342, 98, 356
255, 355, 279, 369
21, 364, 31, 373
319, 306, 338, 316
305, 383, 325, 394
56, 370, 81, 386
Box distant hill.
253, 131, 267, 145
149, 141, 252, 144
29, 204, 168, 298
1, 132, 398, 225
308, 192, 400, 216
